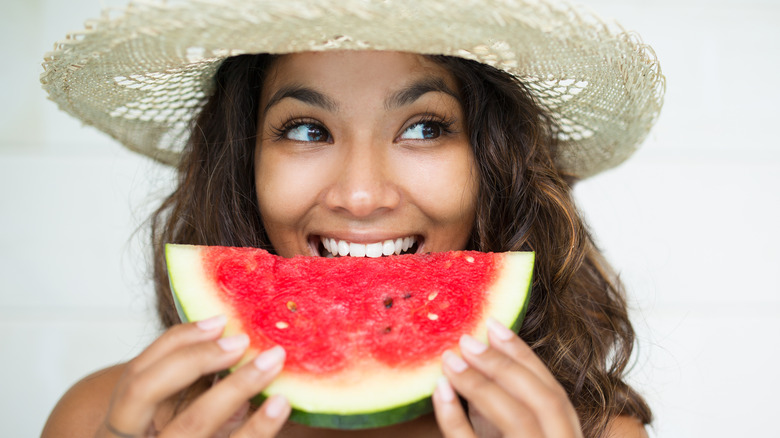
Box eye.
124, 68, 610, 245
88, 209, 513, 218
399, 121, 442, 140
285, 123, 331, 142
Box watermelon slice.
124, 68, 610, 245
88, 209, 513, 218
165, 244, 534, 429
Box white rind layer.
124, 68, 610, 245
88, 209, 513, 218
166, 244, 534, 415
167, 245, 232, 322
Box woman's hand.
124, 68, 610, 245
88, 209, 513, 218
432, 318, 583, 438
98, 315, 290, 438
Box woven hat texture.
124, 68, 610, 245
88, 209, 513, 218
41, 0, 665, 178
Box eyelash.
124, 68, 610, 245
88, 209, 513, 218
269, 114, 457, 143
269, 117, 329, 142
401, 114, 457, 140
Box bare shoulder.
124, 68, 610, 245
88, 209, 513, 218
605, 416, 649, 438
41, 363, 127, 438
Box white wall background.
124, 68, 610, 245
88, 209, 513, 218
1, 0, 778, 436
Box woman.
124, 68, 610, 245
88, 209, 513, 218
39, 1, 664, 437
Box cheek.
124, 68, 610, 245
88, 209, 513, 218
254, 147, 321, 226
401, 149, 478, 224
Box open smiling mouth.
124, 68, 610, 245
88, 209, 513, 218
313, 236, 422, 258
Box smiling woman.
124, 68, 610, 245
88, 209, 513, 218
255, 52, 477, 259
39, 0, 664, 437
135, 51, 653, 438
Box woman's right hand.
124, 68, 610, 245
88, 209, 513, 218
98, 315, 289, 438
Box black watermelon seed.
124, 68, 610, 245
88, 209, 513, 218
383, 297, 393, 309
384, 326, 392, 333
403, 292, 412, 299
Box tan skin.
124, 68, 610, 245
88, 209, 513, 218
41, 52, 648, 438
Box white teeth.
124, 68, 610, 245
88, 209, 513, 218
349, 242, 366, 257
382, 240, 394, 256
320, 236, 417, 257
338, 240, 350, 256
366, 243, 383, 258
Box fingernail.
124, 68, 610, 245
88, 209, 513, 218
217, 334, 249, 352
435, 376, 455, 403
197, 315, 227, 331
264, 394, 290, 419
442, 350, 468, 373
487, 317, 515, 341
459, 334, 488, 355
254, 346, 286, 371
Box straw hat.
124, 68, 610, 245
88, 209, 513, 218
41, 0, 664, 179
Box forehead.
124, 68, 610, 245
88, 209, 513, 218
261, 51, 458, 101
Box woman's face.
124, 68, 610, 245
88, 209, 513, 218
254, 51, 477, 258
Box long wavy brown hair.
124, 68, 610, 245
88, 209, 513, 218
151, 53, 652, 437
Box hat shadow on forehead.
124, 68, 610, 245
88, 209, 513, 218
41, 0, 664, 179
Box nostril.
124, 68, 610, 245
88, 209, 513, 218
327, 189, 397, 218
323, 164, 402, 218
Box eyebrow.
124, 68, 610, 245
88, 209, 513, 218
263, 77, 460, 113
385, 77, 460, 110
263, 85, 339, 113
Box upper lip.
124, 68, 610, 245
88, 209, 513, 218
309, 232, 420, 244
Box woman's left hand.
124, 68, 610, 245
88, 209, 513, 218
432, 318, 583, 438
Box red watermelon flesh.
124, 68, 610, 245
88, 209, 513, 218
203, 247, 498, 374
166, 244, 534, 429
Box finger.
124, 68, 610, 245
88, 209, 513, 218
108, 333, 249, 436
162, 346, 286, 437
131, 316, 228, 373
486, 318, 563, 392
467, 404, 503, 438
231, 394, 291, 438
211, 402, 250, 438
459, 334, 581, 437
432, 376, 477, 438
442, 350, 544, 437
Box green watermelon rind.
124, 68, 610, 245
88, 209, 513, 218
250, 392, 433, 429
165, 244, 534, 429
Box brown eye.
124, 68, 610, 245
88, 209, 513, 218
286, 123, 331, 142
400, 121, 441, 140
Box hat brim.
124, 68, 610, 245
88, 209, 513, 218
41, 0, 664, 178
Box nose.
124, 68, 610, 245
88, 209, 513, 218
323, 140, 401, 218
